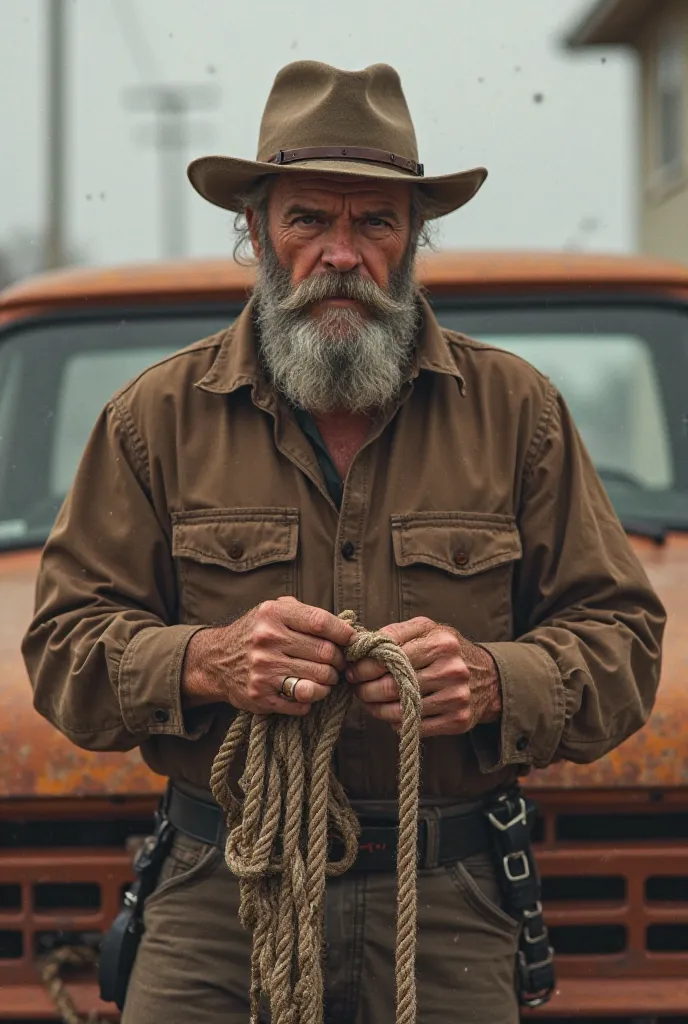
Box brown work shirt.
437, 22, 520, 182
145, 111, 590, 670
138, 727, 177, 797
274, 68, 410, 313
22, 297, 666, 800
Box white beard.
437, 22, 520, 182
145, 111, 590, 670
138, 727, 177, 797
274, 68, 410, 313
254, 243, 420, 413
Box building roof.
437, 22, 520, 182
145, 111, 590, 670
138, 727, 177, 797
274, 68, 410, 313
565, 0, 655, 47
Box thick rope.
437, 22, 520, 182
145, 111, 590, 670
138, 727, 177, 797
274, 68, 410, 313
40, 945, 109, 1024
210, 611, 422, 1024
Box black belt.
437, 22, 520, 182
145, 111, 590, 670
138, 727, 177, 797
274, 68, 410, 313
165, 784, 492, 871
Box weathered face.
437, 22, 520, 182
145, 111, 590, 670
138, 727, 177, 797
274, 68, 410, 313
249, 174, 413, 309
246, 174, 421, 414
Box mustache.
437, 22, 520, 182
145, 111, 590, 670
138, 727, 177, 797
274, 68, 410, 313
273, 271, 413, 319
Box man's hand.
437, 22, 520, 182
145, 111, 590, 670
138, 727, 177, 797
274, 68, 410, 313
182, 596, 356, 716
345, 617, 502, 737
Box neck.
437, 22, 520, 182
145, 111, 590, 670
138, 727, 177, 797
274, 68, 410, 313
311, 408, 374, 481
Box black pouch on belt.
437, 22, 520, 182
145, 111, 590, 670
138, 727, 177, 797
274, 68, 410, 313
99, 803, 174, 1011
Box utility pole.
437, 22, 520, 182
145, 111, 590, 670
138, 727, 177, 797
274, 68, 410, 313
45, 0, 67, 270
123, 85, 219, 260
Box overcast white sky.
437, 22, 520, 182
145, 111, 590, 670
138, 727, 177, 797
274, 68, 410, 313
0, 0, 638, 267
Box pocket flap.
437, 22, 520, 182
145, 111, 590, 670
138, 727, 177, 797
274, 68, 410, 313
391, 512, 521, 576
171, 508, 299, 572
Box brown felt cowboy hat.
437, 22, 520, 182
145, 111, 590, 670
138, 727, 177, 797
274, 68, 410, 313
187, 61, 487, 218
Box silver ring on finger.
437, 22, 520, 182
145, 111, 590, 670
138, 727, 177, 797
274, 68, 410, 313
280, 675, 300, 702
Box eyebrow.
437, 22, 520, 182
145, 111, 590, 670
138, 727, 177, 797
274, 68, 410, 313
361, 207, 402, 224
284, 204, 329, 219
283, 203, 402, 223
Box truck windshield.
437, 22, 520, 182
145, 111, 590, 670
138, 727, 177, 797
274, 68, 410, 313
0, 299, 686, 550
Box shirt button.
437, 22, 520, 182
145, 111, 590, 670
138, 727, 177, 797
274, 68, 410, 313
228, 540, 244, 560
341, 541, 356, 560
516, 735, 530, 752
454, 551, 469, 567
154, 708, 170, 724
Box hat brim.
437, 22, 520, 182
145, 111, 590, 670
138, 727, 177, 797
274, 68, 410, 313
187, 155, 488, 219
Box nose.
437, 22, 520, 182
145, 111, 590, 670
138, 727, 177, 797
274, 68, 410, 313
321, 224, 362, 274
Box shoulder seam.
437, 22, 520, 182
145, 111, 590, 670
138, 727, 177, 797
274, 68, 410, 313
110, 395, 152, 492
522, 381, 558, 488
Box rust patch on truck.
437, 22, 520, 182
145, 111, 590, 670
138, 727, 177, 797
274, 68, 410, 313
0, 550, 163, 798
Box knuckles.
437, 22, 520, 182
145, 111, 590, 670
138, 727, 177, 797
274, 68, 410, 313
251, 618, 281, 647
314, 639, 337, 665
307, 608, 329, 635
381, 675, 398, 701
245, 679, 264, 703
432, 630, 460, 658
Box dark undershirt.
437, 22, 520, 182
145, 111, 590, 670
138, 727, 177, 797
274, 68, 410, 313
293, 407, 344, 510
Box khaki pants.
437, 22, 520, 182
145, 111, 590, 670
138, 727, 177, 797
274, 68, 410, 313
122, 830, 520, 1024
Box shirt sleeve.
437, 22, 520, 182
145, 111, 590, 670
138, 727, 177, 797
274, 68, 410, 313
471, 383, 666, 773
21, 397, 214, 752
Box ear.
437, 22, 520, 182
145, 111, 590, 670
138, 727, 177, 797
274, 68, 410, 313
245, 207, 262, 259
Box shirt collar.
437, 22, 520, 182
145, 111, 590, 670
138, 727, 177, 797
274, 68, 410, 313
195, 292, 466, 396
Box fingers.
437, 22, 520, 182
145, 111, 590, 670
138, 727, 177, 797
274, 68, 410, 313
376, 617, 436, 647
352, 674, 400, 704
346, 619, 464, 684
264, 676, 336, 715
417, 709, 473, 737
273, 597, 356, 648
344, 657, 387, 685
355, 684, 471, 725
280, 627, 347, 673
282, 677, 333, 705
345, 618, 435, 683
273, 658, 340, 689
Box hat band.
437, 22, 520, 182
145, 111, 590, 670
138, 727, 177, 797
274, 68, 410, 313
267, 146, 424, 177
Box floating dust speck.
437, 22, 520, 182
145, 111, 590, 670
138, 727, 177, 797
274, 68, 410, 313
533, 92, 544, 104
206, 64, 217, 75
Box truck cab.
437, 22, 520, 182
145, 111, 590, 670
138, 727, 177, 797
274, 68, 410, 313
1, 251, 687, 1021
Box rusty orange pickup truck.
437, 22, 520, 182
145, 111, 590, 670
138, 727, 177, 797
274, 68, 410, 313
0, 251, 687, 1022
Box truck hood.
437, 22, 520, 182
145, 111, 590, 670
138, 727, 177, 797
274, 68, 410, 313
1, 539, 687, 798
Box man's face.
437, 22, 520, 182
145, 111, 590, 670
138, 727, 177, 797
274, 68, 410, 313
247, 174, 421, 414
254, 175, 413, 309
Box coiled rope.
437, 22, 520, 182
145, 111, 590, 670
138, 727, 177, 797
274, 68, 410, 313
209, 610, 422, 1024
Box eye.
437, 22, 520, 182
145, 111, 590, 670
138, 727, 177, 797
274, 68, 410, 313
292, 214, 320, 226
365, 216, 393, 229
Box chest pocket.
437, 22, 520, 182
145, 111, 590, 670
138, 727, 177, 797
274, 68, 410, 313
171, 508, 299, 625
391, 512, 522, 642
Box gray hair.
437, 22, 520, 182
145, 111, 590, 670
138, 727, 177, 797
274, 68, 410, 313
232, 176, 438, 264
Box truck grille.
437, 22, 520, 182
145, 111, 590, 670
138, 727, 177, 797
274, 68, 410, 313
532, 797, 688, 980
0, 810, 153, 998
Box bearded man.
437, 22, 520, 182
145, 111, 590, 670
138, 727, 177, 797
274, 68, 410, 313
22, 61, 664, 1024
